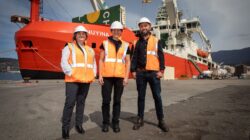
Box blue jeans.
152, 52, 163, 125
136, 71, 164, 120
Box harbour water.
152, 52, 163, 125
0, 72, 22, 80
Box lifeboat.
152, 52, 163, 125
197, 49, 209, 58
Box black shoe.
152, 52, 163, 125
133, 117, 144, 130
112, 123, 120, 133
102, 124, 109, 132
62, 129, 69, 139
75, 125, 85, 134
158, 120, 169, 132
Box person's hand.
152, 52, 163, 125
123, 78, 128, 86
132, 72, 136, 79
99, 76, 104, 85
156, 71, 163, 78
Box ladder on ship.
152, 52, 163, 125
188, 59, 202, 74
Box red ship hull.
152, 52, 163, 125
15, 21, 136, 79
165, 53, 208, 79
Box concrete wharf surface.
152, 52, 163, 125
0, 79, 249, 140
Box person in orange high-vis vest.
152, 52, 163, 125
99, 21, 131, 133
61, 25, 96, 139
131, 17, 169, 132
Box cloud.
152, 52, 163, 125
125, 11, 141, 29
179, 0, 250, 51
1, 0, 250, 58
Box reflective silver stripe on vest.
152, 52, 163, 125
147, 51, 156, 55
81, 45, 88, 66
122, 43, 129, 63
103, 40, 108, 58
103, 40, 128, 64
146, 40, 158, 57
69, 43, 93, 69
71, 63, 94, 68
155, 39, 158, 50
105, 58, 123, 63
69, 43, 77, 67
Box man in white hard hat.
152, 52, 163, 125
61, 25, 96, 139
99, 21, 131, 133
131, 17, 169, 132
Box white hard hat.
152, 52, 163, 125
74, 25, 88, 33
110, 21, 123, 30
138, 17, 151, 26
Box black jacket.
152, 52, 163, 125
130, 36, 165, 72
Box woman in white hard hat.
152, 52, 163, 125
61, 25, 96, 139
99, 21, 131, 133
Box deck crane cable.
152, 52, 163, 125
15, 23, 22, 29
0, 49, 61, 71
55, 0, 73, 19
45, 0, 61, 20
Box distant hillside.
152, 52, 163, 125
212, 47, 250, 66
0, 58, 19, 72
0, 58, 18, 63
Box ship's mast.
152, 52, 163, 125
11, 0, 41, 24
164, 0, 179, 27
30, 0, 40, 22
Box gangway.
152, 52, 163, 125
188, 59, 202, 74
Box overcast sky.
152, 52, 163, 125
0, 0, 249, 58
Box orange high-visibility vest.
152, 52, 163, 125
65, 42, 95, 83
146, 35, 160, 71
133, 35, 160, 71
101, 39, 129, 78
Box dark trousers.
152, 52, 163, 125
101, 77, 124, 125
136, 71, 164, 120
62, 82, 90, 130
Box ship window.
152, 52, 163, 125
160, 33, 168, 41
187, 23, 191, 29
172, 24, 176, 29
160, 26, 167, 29
192, 23, 197, 28
188, 54, 197, 60
91, 43, 96, 48
22, 40, 33, 48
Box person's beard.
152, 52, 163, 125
140, 29, 151, 37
